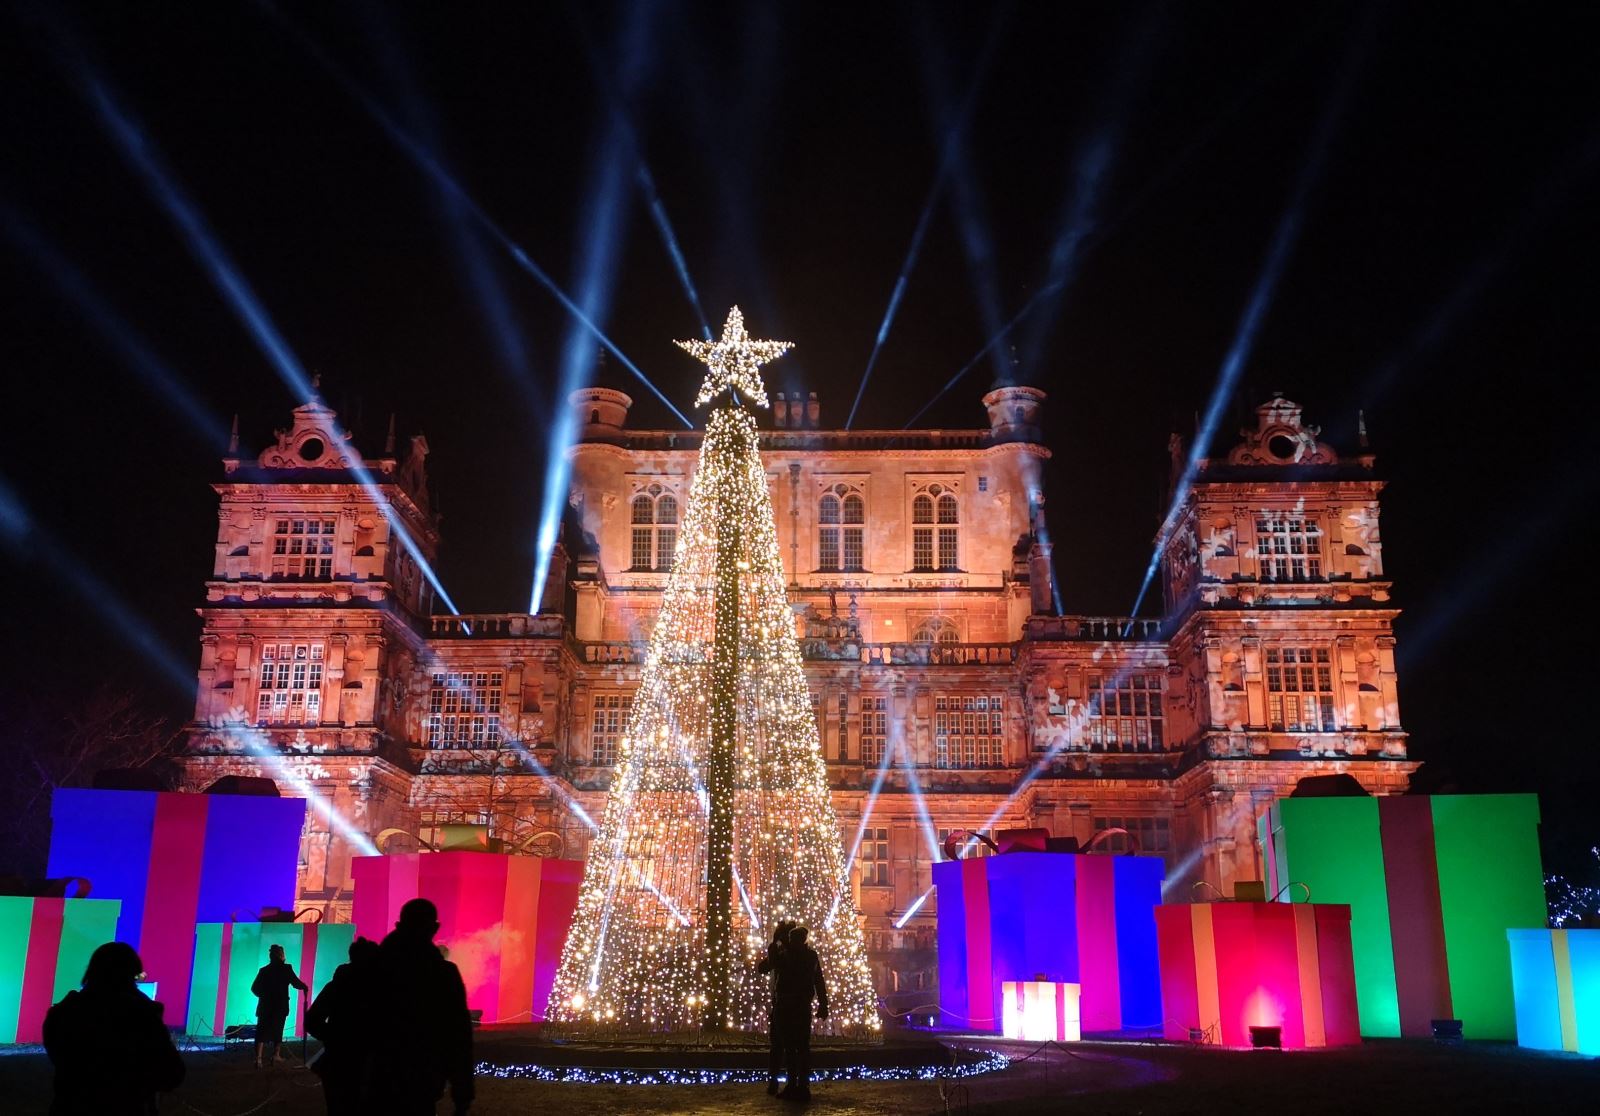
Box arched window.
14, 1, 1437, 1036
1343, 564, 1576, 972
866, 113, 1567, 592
818, 485, 864, 572
629, 486, 679, 571
936, 493, 959, 571
818, 492, 841, 571
655, 494, 679, 571
912, 485, 958, 571
841, 494, 864, 571
913, 618, 960, 645
911, 494, 934, 571
630, 494, 654, 571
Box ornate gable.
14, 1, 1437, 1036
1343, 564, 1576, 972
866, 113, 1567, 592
1225, 393, 1337, 466
256, 398, 363, 470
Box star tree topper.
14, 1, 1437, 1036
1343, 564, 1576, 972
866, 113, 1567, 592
677, 306, 793, 409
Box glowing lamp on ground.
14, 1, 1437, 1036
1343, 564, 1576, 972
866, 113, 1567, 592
186, 921, 353, 1039
0, 897, 122, 1043
353, 852, 582, 1026
1155, 901, 1361, 1050
1001, 981, 1080, 1042
45, 788, 308, 1028
1259, 793, 1544, 1040
1507, 928, 1600, 1055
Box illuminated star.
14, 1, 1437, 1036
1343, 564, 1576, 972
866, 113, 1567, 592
676, 306, 792, 409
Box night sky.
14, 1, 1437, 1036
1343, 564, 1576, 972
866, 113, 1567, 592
2, 3, 1596, 865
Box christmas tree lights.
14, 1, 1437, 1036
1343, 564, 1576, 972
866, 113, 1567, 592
547, 308, 879, 1033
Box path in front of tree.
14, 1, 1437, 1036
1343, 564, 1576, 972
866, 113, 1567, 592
3, 1037, 1597, 1114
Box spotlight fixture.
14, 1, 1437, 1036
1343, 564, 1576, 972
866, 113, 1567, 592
1248, 1025, 1282, 1049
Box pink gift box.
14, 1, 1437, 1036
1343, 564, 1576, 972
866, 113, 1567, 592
352, 853, 581, 1025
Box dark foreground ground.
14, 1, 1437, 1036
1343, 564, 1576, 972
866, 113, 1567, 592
2, 1034, 1596, 1115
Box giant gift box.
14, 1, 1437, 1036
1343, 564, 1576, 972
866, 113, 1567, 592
46, 788, 308, 1028
1507, 928, 1600, 1056
352, 852, 582, 1025
186, 921, 355, 1039
0, 897, 122, 1043
1259, 793, 1544, 1039
1155, 901, 1361, 1048
935, 852, 1163, 1033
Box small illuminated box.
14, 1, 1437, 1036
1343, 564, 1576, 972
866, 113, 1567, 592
1507, 928, 1600, 1055
1001, 980, 1081, 1042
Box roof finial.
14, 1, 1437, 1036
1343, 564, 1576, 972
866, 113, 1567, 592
1357, 409, 1369, 448
310, 372, 322, 396
228, 414, 239, 455
385, 413, 397, 455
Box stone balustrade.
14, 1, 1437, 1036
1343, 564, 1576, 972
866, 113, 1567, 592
428, 613, 565, 638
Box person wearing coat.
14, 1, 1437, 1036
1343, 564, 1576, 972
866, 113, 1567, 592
250, 942, 309, 1067
43, 941, 186, 1115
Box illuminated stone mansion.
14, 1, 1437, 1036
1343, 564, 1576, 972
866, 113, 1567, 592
183, 383, 1413, 1005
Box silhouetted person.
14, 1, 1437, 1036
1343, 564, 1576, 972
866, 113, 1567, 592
306, 936, 382, 1115
251, 942, 308, 1067
43, 941, 185, 1115
370, 898, 475, 1116
756, 919, 797, 1094
773, 924, 828, 1103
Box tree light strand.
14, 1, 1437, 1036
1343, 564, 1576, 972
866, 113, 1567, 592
548, 311, 878, 1033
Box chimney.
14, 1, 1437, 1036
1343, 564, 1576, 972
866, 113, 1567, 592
774, 392, 788, 428
806, 391, 820, 429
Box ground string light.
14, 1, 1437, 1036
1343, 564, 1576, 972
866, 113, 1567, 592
475, 1049, 1010, 1085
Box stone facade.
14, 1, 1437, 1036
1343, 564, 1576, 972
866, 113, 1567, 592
182, 385, 1413, 1010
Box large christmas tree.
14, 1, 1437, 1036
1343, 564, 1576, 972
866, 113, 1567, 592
547, 308, 879, 1033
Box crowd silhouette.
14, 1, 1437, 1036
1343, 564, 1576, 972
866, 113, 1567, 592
42, 898, 475, 1116
43, 899, 842, 1112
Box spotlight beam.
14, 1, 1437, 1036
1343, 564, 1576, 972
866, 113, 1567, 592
896, 741, 943, 861
895, 887, 933, 929
0, 201, 230, 452
530, 1, 670, 613
825, 732, 900, 929
1016, 7, 1166, 379
1336, 132, 1600, 433
844, 10, 1009, 430
1125, 9, 1378, 624
356, 4, 546, 418
567, 4, 712, 339
0, 475, 378, 856
913, 6, 1014, 385
255, 1, 691, 429
900, 11, 1338, 429
973, 648, 1157, 837
74, 62, 466, 620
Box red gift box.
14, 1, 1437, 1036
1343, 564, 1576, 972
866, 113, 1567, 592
1155, 901, 1361, 1049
